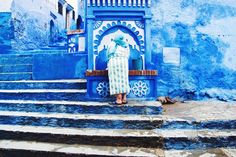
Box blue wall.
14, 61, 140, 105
0, 12, 14, 53
151, 0, 236, 101
33, 53, 87, 80
1, 0, 236, 101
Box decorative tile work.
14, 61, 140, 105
93, 20, 145, 54
93, 21, 103, 30
96, 82, 110, 97
68, 37, 76, 53
131, 81, 149, 97
86, 70, 157, 99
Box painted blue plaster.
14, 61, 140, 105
151, 2, 236, 101
153, 21, 235, 100
195, 4, 236, 26
0, 103, 162, 115
0, 12, 14, 53
0, 116, 160, 129
1, 0, 236, 101
0, 82, 86, 90
33, 53, 87, 80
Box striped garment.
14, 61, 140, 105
108, 56, 129, 95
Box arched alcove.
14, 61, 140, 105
94, 23, 145, 70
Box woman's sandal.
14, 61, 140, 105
109, 101, 123, 105
122, 101, 128, 104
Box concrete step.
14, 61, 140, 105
0, 110, 235, 130
0, 111, 163, 129
0, 140, 235, 157
0, 55, 32, 65
0, 64, 32, 73
0, 73, 32, 81
0, 100, 235, 129
0, 125, 235, 149
0, 79, 87, 89
164, 148, 236, 157
0, 100, 162, 115
0, 125, 163, 148
0, 140, 164, 157
0, 89, 87, 101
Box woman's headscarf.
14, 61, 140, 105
113, 34, 128, 48
106, 34, 128, 61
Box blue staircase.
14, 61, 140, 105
0, 54, 33, 81
0, 54, 235, 156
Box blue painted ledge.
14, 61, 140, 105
86, 70, 158, 101
33, 53, 88, 80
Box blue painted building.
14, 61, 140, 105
0, 0, 236, 101
0, 0, 77, 51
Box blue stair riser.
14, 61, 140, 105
162, 120, 236, 129
0, 130, 163, 148
0, 103, 162, 115
0, 82, 87, 89
0, 129, 236, 149
0, 92, 86, 101
0, 116, 162, 130
0, 149, 84, 157
0, 56, 32, 65
0, 73, 32, 81
0, 149, 101, 157
164, 136, 236, 150
0, 65, 32, 73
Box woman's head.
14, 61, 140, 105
113, 34, 128, 48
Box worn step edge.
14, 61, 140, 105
0, 79, 87, 83
0, 125, 236, 149
0, 89, 87, 93
0, 125, 163, 147
0, 64, 32, 66
0, 111, 162, 121
0, 73, 32, 81
0, 100, 161, 107
164, 148, 236, 157
0, 72, 32, 75
0, 140, 164, 157
0, 125, 236, 138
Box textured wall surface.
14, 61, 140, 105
0, 12, 14, 52
32, 53, 87, 80
11, 0, 68, 50
0, 0, 73, 52
151, 0, 236, 101
0, 0, 235, 101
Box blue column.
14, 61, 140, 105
86, 16, 95, 70
144, 15, 152, 69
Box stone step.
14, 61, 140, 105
0, 125, 163, 148
164, 148, 236, 157
0, 55, 32, 65
0, 111, 163, 129
0, 100, 162, 115
0, 140, 235, 157
0, 125, 235, 149
0, 140, 164, 157
0, 64, 32, 73
0, 79, 87, 89
0, 73, 32, 81
157, 128, 236, 149
0, 89, 87, 101
0, 100, 235, 129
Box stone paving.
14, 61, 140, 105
162, 100, 236, 157
162, 100, 236, 121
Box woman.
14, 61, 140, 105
106, 34, 130, 105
